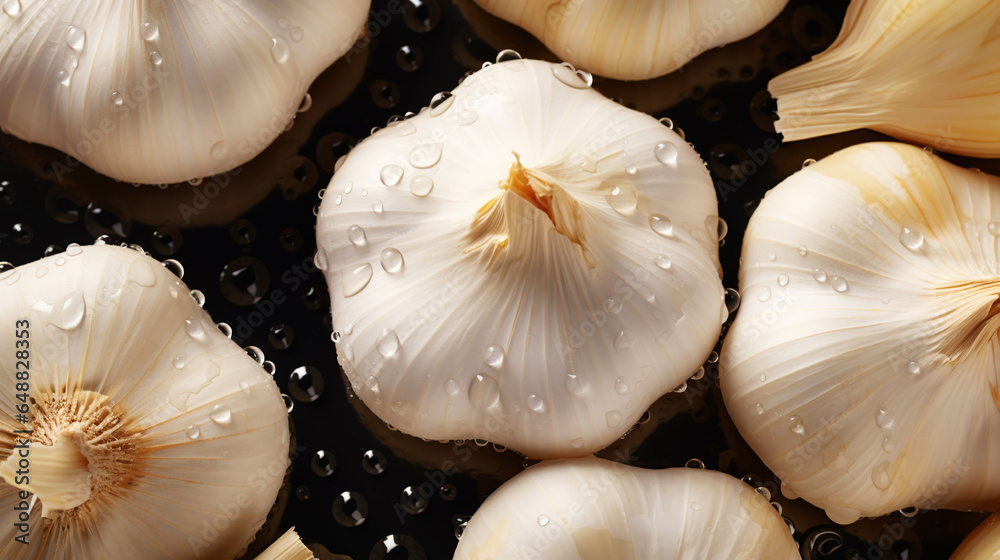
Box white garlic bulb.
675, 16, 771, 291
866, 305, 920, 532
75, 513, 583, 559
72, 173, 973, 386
470, 0, 789, 80
721, 142, 1000, 524
0, 0, 370, 184
0, 244, 289, 558
454, 457, 800, 559
769, 0, 1000, 157
316, 56, 725, 458
951, 513, 1000, 560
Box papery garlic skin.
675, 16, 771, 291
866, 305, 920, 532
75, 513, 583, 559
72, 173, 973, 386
769, 0, 1000, 157
470, 0, 788, 80
316, 58, 725, 459
951, 513, 1000, 560
0, 245, 289, 559
721, 142, 1000, 524
454, 457, 800, 560
0, 0, 370, 184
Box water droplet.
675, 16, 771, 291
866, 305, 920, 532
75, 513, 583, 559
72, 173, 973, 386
311, 450, 336, 477
725, 288, 741, 314
65, 25, 86, 51
380, 248, 404, 273
270, 37, 289, 63
797, 245, 808, 256
907, 361, 921, 375
342, 263, 373, 297
468, 373, 500, 408
614, 330, 634, 350
759, 373, 767, 382
457, 110, 478, 126
172, 356, 185, 369
686, 458, 705, 469
755, 403, 765, 415
483, 344, 504, 368
624, 163, 637, 175
290, 26, 304, 42
900, 506, 919, 518
757, 286, 772, 302
989, 221, 1000, 236
184, 318, 206, 342
707, 216, 728, 242
654, 255, 671, 270
570, 438, 584, 448
56, 69, 71, 87
777, 273, 789, 286
654, 142, 678, 165
882, 437, 896, 453
66, 243, 82, 256
830, 276, 848, 292
496, 48, 523, 63
1, 0, 20, 16
768, 251, 777, 262
332, 491, 369, 527
35, 266, 49, 278
649, 214, 673, 236
289, 365, 325, 403
788, 416, 805, 435
444, 378, 461, 396
606, 410, 622, 427
209, 405, 232, 425
185, 425, 200, 439
429, 91, 455, 116
812, 268, 828, 283
48, 290, 86, 330
148, 50, 162, 65
372, 200, 384, 214
380, 164, 404, 186
400, 485, 429, 514
882, 297, 891, 304
604, 298, 623, 315
566, 373, 589, 395
527, 394, 546, 413
802, 158, 817, 168
376, 328, 400, 358
210, 141, 228, 160
691, 502, 702, 511
347, 224, 367, 247
876, 408, 894, 429
551, 62, 592, 88
409, 142, 443, 168
537, 514, 549, 526
314, 250, 328, 272
871, 461, 892, 490
606, 185, 638, 215
409, 175, 433, 197
899, 227, 924, 250
140, 19, 159, 41
614, 377, 629, 395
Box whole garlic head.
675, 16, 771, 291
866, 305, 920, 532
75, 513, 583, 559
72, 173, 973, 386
0, 0, 370, 184
316, 57, 725, 458
0, 244, 289, 559
470, 0, 789, 80
454, 457, 800, 559
722, 142, 1000, 523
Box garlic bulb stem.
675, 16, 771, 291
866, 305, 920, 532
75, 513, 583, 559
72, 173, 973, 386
0, 435, 91, 516
253, 527, 317, 560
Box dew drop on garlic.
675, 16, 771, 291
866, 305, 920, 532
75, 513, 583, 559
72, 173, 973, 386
140, 19, 159, 41
654, 141, 678, 165
2, 0, 21, 16
871, 461, 892, 490
409, 175, 433, 197
605, 184, 638, 215
270, 37, 289, 63
989, 221, 1000, 236
527, 394, 545, 413
614, 330, 634, 350
444, 378, 460, 395
375, 328, 401, 358
483, 344, 505, 368
372, 200, 384, 214
379, 248, 404, 273
899, 226, 924, 250
429, 91, 455, 116
210, 141, 228, 160
812, 268, 828, 283
875, 408, 894, 429
551, 62, 592, 88
148, 50, 163, 66
777, 273, 789, 286
408, 142, 442, 169
654, 255, 671, 270
648, 214, 673, 237
614, 377, 629, 395
185, 425, 200, 440
209, 406, 232, 425
49, 290, 86, 330
565, 372, 589, 396
380, 164, 404, 187
65, 25, 86, 51
347, 224, 367, 247
342, 263, 373, 297
788, 415, 805, 435
468, 373, 500, 408
830, 276, 848, 292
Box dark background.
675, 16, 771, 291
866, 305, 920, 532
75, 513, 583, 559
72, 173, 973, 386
2, 0, 997, 558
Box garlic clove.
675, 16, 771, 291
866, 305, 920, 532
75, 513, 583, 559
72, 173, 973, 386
769, 0, 1000, 157
0, 244, 289, 559
951, 513, 1000, 560
454, 457, 800, 559
0, 0, 370, 184
316, 58, 725, 459
721, 142, 1000, 523
253, 527, 317, 560
470, 0, 789, 80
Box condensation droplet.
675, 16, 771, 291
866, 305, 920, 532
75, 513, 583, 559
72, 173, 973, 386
342, 263, 373, 297
606, 410, 622, 427
757, 286, 772, 302
907, 361, 921, 375
614, 377, 629, 395
270, 37, 289, 63
566, 373, 589, 396
65, 25, 86, 51
210, 141, 228, 160
624, 163, 637, 175
408, 142, 443, 168
380, 164, 404, 187
209, 405, 232, 426
483, 344, 504, 368
185, 425, 200, 439
871, 461, 892, 490
410, 175, 433, 197
444, 378, 460, 395
788, 415, 805, 435
899, 227, 924, 250
380, 248, 404, 273
469, 373, 500, 408
649, 214, 673, 236
429, 91, 455, 116
48, 290, 86, 330
882, 436, 896, 453
614, 330, 634, 350
798, 245, 808, 256
375, 328, 401, 358
606, 185, 638, 215
654, 142, 678, 165
551, 62, 592, 88
830, 276, 848, 292
537, 514, 549, 526
989, 221, 1000, 236
812, 268, 828, 283
173, 356, 185, 369
654, 254, 671, 270
527, 394, 546, 413
347, 224, 367, 247
140, 19, 158, 41
777, 273, 789, 286
148, 50, 162, 65
755, 403, 765, 415
372, 200, 383, 214
876, 408, 894, 429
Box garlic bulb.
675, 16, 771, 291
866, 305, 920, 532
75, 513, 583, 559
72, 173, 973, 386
454, 457, 799, 559
0, 0, 370, 184
721, 142, 1000, 524
0, 244, 289, 558
254, 527, 316, 560
951, 513, 1000, 560
316, 56, 725, 458
470, 0, 789, 80
769, 0, 1000, 157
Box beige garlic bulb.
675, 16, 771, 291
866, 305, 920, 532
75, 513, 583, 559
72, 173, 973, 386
254, 527, 317, 560
470, 0, 789, 80
316, 56, 725, 459
454, 457, 800, 559
721, 142, 1000, 524
769, 0, 1000, 157
0, 243, 289, 558
951, 513, 1000, 560
0, 0, 370, 184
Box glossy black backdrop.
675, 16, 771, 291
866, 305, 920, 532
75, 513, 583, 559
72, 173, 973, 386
0, 0, 996, 559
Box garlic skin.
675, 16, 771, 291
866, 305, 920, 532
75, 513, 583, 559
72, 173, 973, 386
454, 457, 800, 559
254, 527, 317, 560
769, 0, 1000, 157
470, 0, 788, 80
721, 142, 1000, 524
951, 513, 1000, 560
0, 244, 289, 559
0, 0, 370, 184
316, 58, 724, 458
